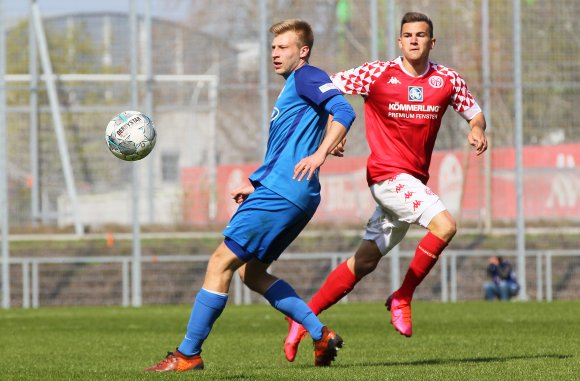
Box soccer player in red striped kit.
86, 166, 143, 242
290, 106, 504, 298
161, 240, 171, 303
283, 11, 488, 361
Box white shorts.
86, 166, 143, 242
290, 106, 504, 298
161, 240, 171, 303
363, 173, 447, 255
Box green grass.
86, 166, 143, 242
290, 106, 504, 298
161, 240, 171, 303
1, 302, 578, 380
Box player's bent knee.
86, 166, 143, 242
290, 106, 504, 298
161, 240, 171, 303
428, 212, 457, 242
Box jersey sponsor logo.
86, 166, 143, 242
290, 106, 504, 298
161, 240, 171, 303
387, 76, 401, 85
408, 86, 423, 102
271, 107, 280, 122
429, 76, 444, 88
318, 82, 337, 93
388, 102, 440, 112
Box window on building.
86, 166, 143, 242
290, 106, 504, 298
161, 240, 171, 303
161, 153, 179, 183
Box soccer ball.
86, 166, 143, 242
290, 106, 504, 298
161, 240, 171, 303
105, 110, 157, 161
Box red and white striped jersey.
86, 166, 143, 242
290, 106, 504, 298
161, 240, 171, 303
331, 56, 481, 185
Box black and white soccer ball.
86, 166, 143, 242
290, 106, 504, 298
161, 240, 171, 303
105, 110, 157, 161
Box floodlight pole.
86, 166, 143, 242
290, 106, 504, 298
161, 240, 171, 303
513, 0, 527, 301
370, 0, 378, 61
258, 0, 269, 154
482, 0, 492, 233
29, 4, 39, 223
386, 0, 401, 295
0, 0, 10, 309
129, 0, 142, 307
144, 0, 155, 224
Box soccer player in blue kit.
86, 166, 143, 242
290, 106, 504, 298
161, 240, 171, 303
145, 19, 355, 372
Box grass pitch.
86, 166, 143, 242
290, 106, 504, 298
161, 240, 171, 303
1, 301, 578, 380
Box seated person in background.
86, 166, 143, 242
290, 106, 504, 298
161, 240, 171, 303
483, 256, 519, 301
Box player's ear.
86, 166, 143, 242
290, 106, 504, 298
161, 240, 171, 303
430, 37, 436, 49
299, 45, 310, 59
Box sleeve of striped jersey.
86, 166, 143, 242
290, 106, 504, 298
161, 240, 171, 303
446, 69, 482, 120
330, 60, 388, 96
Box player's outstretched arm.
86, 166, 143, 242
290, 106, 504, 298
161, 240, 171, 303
468, 113, 488, 156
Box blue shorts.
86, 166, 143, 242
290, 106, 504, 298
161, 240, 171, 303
223, 185, 314, 264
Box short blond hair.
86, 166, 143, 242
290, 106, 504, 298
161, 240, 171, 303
270, 19, 314, 60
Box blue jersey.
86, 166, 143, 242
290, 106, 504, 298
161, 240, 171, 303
249, 64, 342, 214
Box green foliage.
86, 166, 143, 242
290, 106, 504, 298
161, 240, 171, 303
0, 302, 578, 380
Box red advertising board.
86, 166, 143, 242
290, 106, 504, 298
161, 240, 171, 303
182, 144, 580, 225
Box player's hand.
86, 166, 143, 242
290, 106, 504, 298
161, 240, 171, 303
468, 125, 488, 156
330, 138, 347, 157
293, 152, 326, 181
230, 184, 255, 204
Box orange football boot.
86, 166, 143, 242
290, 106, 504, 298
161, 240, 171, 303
144, 350, 204, 372
313, 326, 343, 366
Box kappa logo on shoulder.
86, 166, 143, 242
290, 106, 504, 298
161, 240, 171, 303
387, 76, 401, 85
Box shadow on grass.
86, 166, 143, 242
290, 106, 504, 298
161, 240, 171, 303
325, 353, 574, 368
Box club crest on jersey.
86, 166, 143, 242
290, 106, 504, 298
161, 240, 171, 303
408, 86, 423, 102
429, 76, 444, 88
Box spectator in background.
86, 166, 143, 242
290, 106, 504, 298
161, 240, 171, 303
484, 256, 519, 301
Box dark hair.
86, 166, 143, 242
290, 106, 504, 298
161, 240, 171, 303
270, 19, 314, 59
400, 12, 434, 38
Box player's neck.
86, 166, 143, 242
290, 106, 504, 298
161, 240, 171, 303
401, 57, 429, 77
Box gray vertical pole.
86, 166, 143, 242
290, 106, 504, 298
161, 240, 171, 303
31, 5, 80, 232
130, 0, 142, 307
386, 0, 400, 294
535, 252, 543, 301
386, 0, 396, 58
440, 255, 448, 302
482, 0, 492, 232
259, 0, 269, 154
29, 1, 39, 222
144, 0, 155, 224
0, 0, 10, 309
513, 0, 527, 301
31, 1, 83, 235
208, 78, 218, 221
370, 0, 378, 61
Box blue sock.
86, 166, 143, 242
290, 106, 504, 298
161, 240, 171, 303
177, 288, 228, 356
263, 279, 324, 340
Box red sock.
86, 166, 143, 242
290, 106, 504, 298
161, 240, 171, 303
308, 261, 358, 315
397, 232, 448, 301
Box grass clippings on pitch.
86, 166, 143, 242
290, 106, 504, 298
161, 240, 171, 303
0, 301, 578, 381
